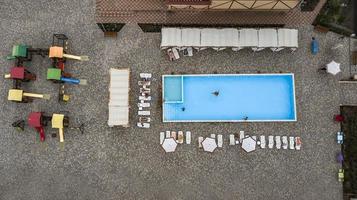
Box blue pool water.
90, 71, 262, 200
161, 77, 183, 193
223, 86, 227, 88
162, 74, 296, 122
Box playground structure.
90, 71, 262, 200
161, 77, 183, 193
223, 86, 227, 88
4, 34, 88, 103
5, 34, 87, 144
27, 112, 68, 142
14, 112, 70, 142
8, 89, 50, 103
47, 34, 88, 102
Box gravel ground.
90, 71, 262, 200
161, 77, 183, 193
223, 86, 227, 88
0, 0, 355, 200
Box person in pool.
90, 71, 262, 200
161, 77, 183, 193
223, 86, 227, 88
212, 90, 219, 96
181, 107, 185, 111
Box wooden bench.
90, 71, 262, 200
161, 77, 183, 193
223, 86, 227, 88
314, 25, 329, 33
353, 51, 357, 65
104, 31, 117, 38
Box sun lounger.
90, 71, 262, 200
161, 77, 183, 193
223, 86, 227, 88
289, 137, 295, 150
210, 134, 216, 139
186, 131, 191, 144
139, 117, 151, 123
137, 122, 150, 128
172, 48, 180, 59
178, 131, 184, 144
140, 73, 152, 79
137, 102, 150, 108
160, 132, 165, 144
239, 131, 244, 143
282, 136, 288, 149
140, 88, 151, 93
139, 96, 151, 101
295, 137, 302, 150
198, 136, 203, 148
268, 136, 274, 149
138, 81, 150, 86
217, 134, 223, 148
171, 131, 177, 140
166, 131, 171, 138
229, 134, 235, 145
138, 111, 150, 116
275, 136, 281, 149
260, 135, 266, 148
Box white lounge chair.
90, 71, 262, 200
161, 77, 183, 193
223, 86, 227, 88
198, 136, 203, 148
160, 132, 165, 144
171, 131, 177, 140
275, 136, 281, 149
295, 137, 302, 150
210, 134, 216, 139
165, 131, 171, 138
138, 111, 150, 116
140, 73, 152, 79
289, 137, 295, 150
139, 95, 151, 101
282, 136, 288, 149
139, 117, 151, 123
260, 135, 266, 148
217, 134, 223, 148
137, 102, 150, 108
186, 131, 191, 144
268, 136, 274, 149
140, 88, 150, 93
229, 134, 235, 146
138, 81, 150, 86
137, 122, 150, 128
172, 48, 180, 59
178, 131, 184, 144
239, 131, 245, 143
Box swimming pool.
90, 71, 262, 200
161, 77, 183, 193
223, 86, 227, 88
162, 74, 296, 122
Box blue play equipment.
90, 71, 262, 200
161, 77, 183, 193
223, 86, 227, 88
311, 37, 319, 55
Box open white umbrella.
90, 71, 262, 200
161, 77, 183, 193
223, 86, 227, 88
202, 137, 217, 153
242, 137, 256, 153
162, 138, 177, 153
326, 61, 341, 75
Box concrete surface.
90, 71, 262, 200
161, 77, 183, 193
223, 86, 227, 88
0, 0, 355, 199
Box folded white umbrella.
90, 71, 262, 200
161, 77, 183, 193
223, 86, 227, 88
162, 138, 178, 153
242, 137, 256, 153
202, 137, 217, 153
326, 61, 341, 75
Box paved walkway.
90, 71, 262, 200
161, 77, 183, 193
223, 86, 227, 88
96, 0, 326, 26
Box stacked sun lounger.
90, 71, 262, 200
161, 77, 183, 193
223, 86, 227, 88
160, 131, 191, 145
264, 135, 301, 150
137, 73, 152, 128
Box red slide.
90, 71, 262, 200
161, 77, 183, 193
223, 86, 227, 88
36, 127, 45, 142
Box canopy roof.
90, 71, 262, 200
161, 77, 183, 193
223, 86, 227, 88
161, 28, 182, 48
277, 29, 298, 48
108, 68, 130, 127
258, 28, 278, 48
238, 29, 258, 47
181, 28, 201, 47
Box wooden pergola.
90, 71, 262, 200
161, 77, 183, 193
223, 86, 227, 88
166, 0, 301, 10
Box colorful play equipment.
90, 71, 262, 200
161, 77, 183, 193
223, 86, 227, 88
6, 44, 48, 65
8, 89, 50, 103
311, 37, 319, 55
4, 66, 36, 88
28, 112, 51, 142
47, 34, 88, 102
27, 112, 69, 142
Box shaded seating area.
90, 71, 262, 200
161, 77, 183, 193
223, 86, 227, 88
161, 27, 298, 52
108, 68, 130, 127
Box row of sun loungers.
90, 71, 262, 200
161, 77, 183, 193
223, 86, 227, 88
229, 132, 301, 150
160, 131, 191, 145
137, 73, 152, 128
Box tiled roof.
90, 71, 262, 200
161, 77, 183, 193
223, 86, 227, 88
96, 0, 327, 27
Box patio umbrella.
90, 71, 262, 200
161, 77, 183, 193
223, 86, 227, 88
162, 138, 178, 153
242, 137, 256, 153
202, 137, 217, 153
326, 61, 341, 75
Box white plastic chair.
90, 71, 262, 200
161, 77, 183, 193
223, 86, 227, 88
186, 131, 191, 144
